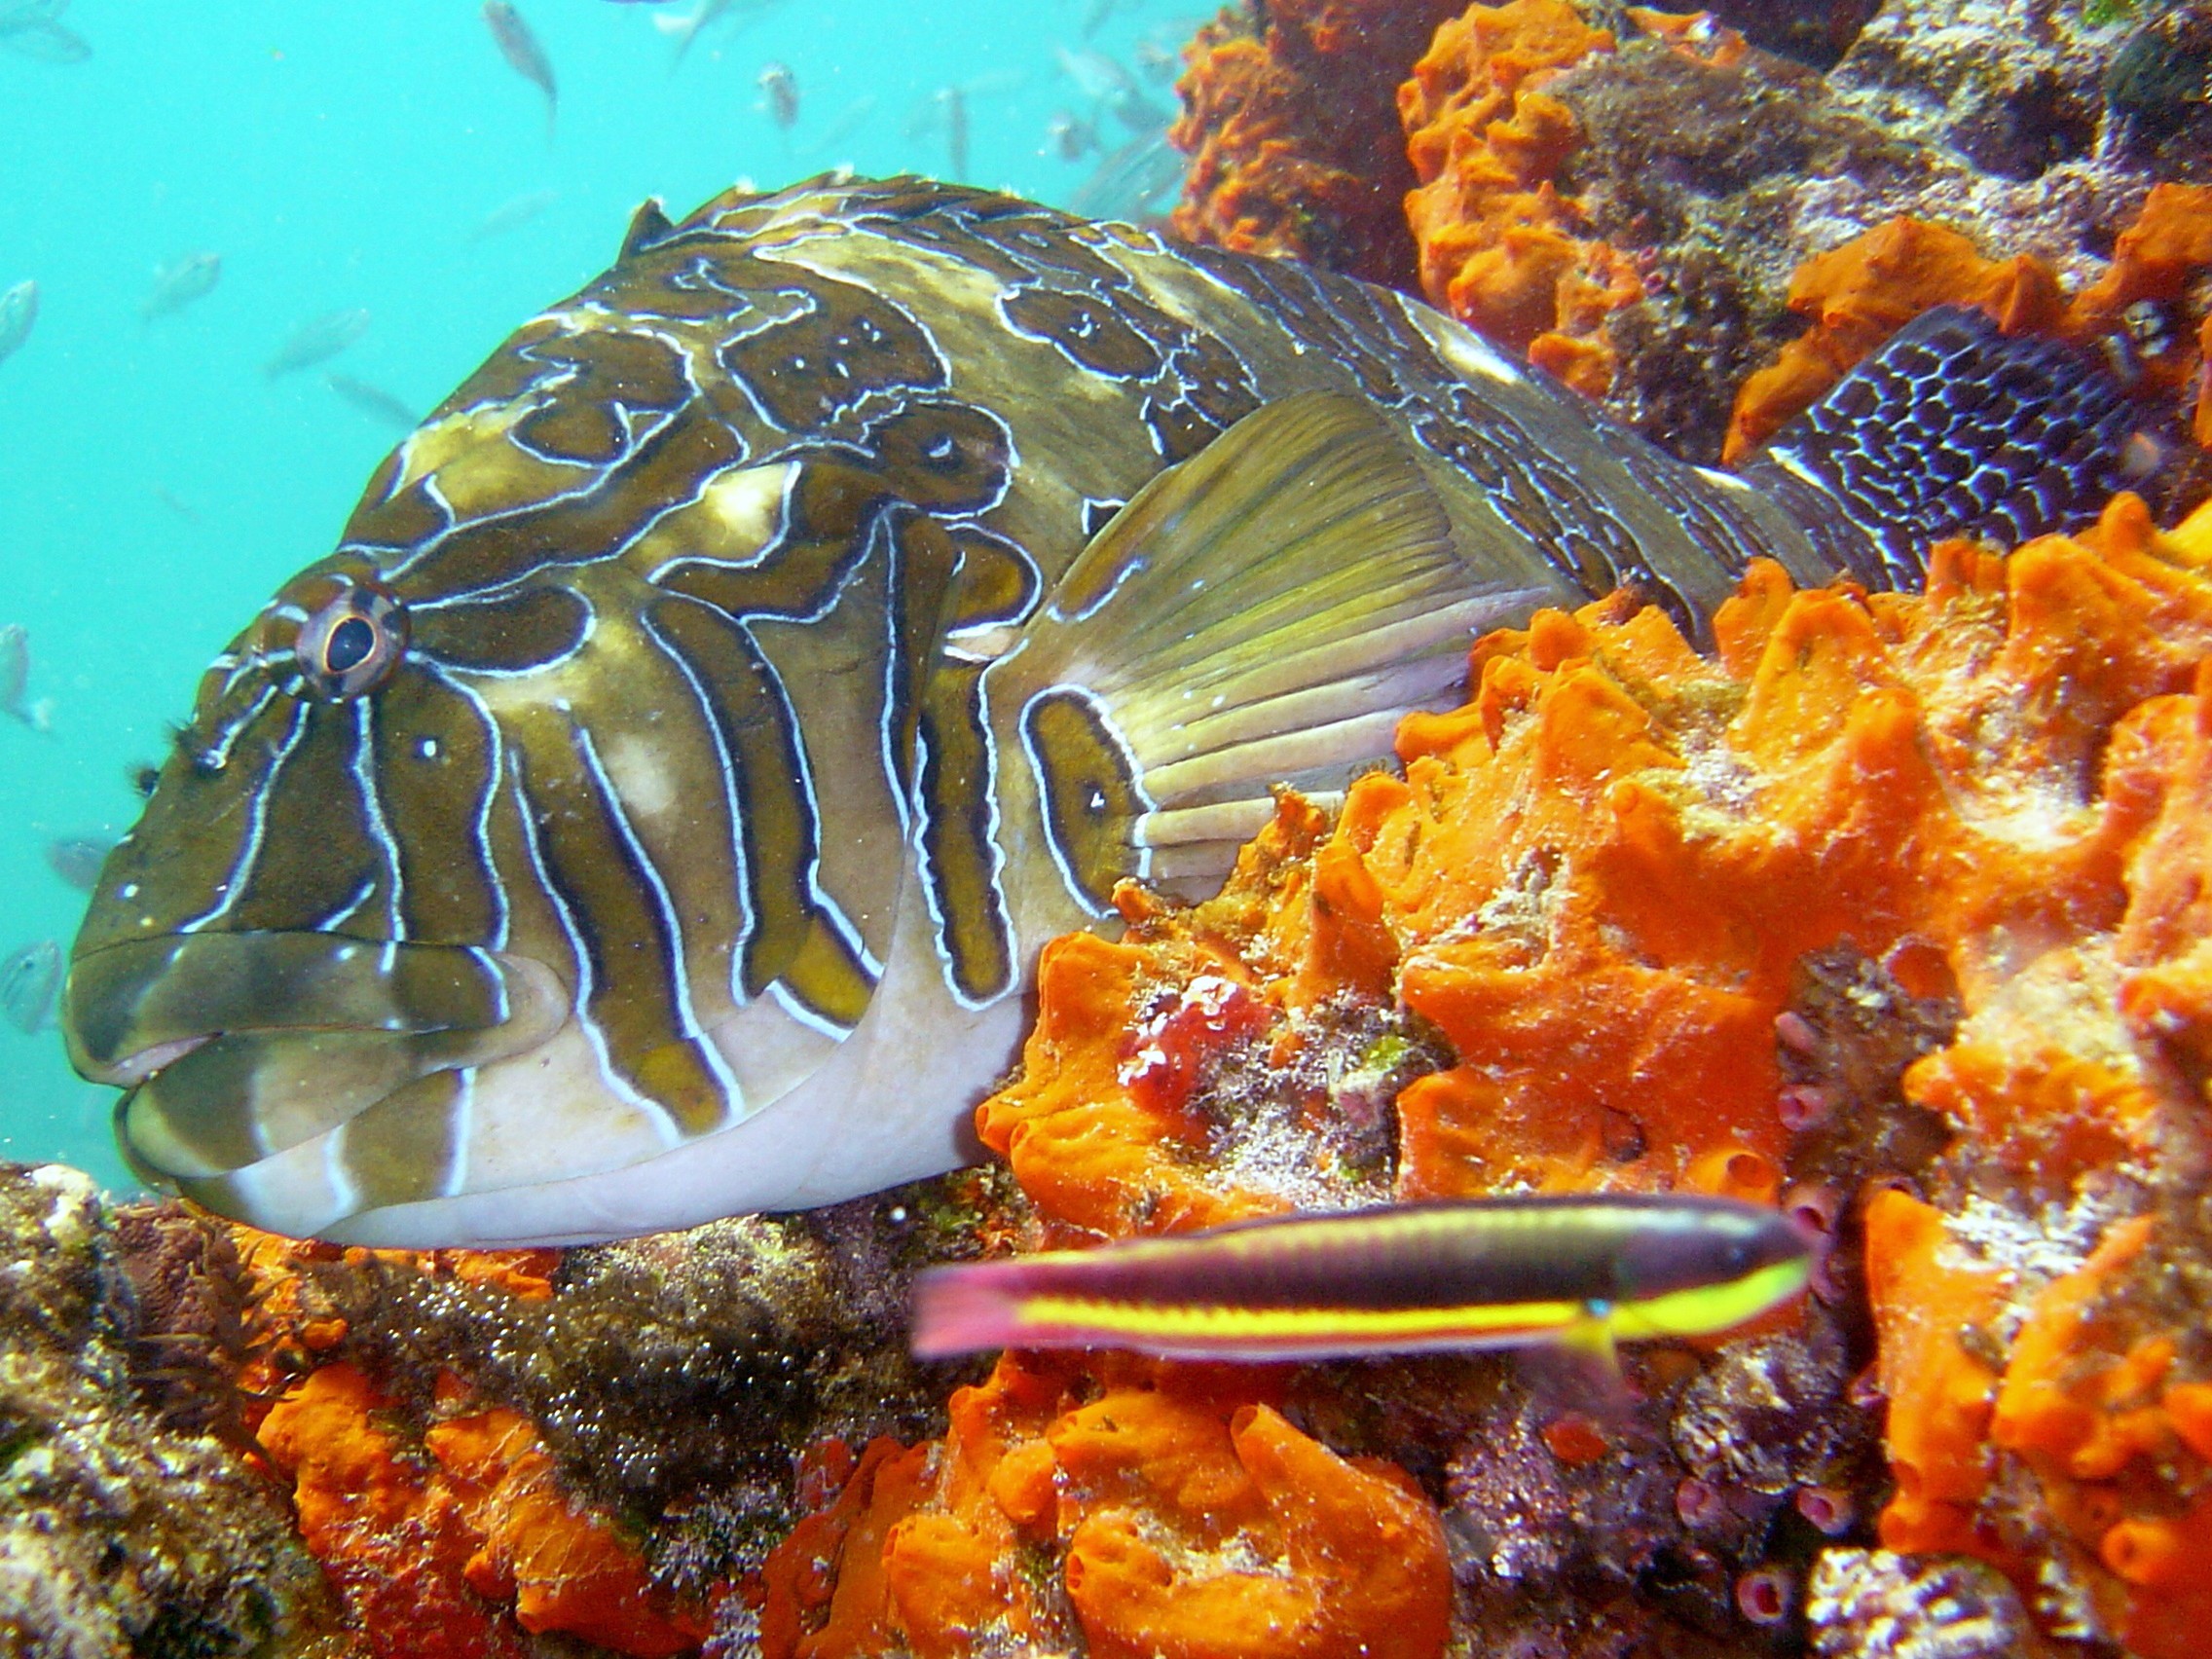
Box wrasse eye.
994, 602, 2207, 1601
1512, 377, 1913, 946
297, 583, 407, 700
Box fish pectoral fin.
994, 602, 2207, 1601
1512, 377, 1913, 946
1516, 1305, 1635, 1420
997, 392, 1543, 908
1556, 1306, 1622, 1375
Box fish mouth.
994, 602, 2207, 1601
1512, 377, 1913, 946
66, 932, 570, 1192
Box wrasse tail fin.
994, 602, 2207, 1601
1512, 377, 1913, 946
995, 391, 1542, 904
1739, 304, 2157, 592
910, 1258, 1030, 1359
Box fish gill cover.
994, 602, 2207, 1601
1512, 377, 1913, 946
5, 1, 2212, 1657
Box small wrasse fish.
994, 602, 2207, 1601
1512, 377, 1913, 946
910, 1195, 1816, 1363
64, 177, 2149, 1249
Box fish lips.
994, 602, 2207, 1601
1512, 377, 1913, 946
65, 932, 569, 1184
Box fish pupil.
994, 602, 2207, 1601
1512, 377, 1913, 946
324, 617, 376, 676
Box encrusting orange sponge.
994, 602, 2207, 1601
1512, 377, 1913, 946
244, 1255, 712, 1659
1398, 0, 1642, 396
756, 1353, 1453, 1659
1169, 0, 1463, 288
257, 1362, 710, 1659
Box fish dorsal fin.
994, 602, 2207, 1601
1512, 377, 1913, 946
1739, 304, 2153, 591
619, 198, 677, 262
995, 391, 1543, 909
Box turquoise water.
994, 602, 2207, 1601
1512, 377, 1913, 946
0, 0, 1186, 1186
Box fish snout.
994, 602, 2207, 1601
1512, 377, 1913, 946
66, 932, 569, 1185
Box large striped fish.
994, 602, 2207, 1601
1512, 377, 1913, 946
63, 176, 2142, 1246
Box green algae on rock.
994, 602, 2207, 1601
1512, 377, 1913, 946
0, 1162, 332, 1659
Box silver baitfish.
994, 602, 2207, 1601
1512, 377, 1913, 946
0, 0, 90, 64
483, 0, 557, 136
141, 253, 222, 323
756, 61, 798, 131
64, 175, 2146, 1249
4, 940, 61, 1036
262, 308, 370, 379
47, 833, 117, 893
0, 279, 38, 367
325, 373, 421, 433
0, 622, 54, 731
470, 188, 560, 243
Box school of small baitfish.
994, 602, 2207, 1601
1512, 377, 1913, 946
62, 173, 2140, 1249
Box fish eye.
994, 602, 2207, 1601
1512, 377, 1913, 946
297, 584, 407, 700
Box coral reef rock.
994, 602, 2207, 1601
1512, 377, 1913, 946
1804, 1547, 2030, 1658
756, 488, 2212, 1656
225, 1171, 1014, 1659
0, 1163, 331, 1659
1161, 0, 2212, 474
16, 498, 2212, 1656
1171, 0, 1462, 287
1560, 2, 2210, 465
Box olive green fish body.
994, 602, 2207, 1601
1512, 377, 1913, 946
65, 177, 2143, 1246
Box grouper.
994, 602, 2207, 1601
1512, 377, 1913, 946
63, 175, 2146, 1246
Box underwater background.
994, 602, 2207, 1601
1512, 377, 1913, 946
0, 0, 1186, 1186
12, 3, 2212, 1656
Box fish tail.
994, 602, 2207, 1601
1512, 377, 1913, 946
995, 392, 1545, 905
1739, 304, 2157, 591
910, 1260, 1035, 1358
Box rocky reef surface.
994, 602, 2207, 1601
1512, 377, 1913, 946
1173, 0, 2212, 480
0, 1164, 332, 1658
15, 4, 2212, 1657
